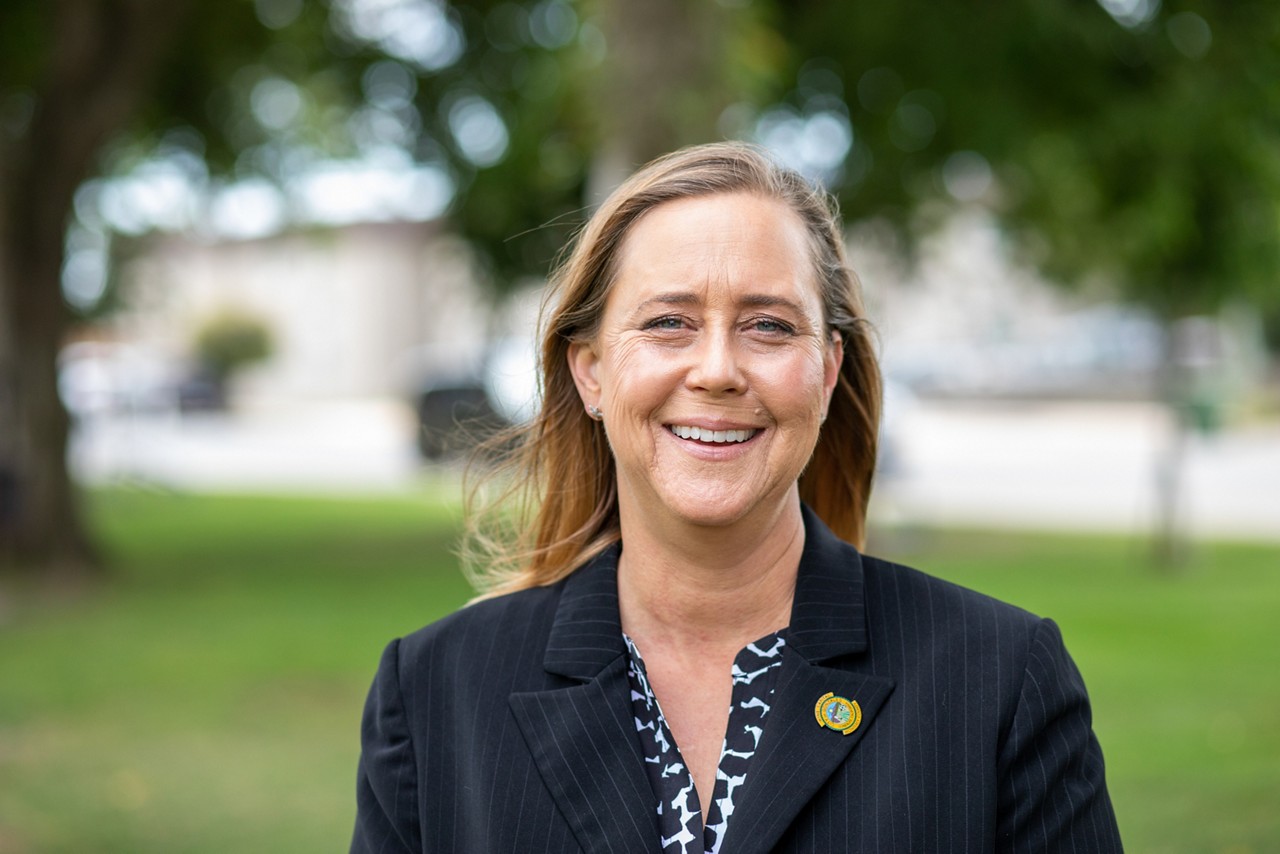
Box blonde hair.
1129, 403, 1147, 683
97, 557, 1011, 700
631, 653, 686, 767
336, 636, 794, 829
463, 142, 881, 597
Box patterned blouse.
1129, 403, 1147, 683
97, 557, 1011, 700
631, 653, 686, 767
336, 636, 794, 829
623, 631, 787, 854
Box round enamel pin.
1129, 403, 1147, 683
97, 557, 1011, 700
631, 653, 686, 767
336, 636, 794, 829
814, 692, 862, 735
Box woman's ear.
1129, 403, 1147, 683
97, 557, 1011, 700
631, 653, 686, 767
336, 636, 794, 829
567, 340, 602, 408
824, 330, 843, 398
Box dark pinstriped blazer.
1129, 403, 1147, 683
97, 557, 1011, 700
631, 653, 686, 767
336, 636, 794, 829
352, 505, 1122, 852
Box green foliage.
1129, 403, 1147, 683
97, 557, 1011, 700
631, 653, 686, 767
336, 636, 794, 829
0, 492, 1277, 851
192, 310, 274, 379
123, 0, 595, 292
774, 1, 1280, 318
6, 0, 1278, 315
0, 2, 48, 96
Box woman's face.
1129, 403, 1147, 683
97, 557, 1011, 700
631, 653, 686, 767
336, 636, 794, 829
568, 192, 843, 532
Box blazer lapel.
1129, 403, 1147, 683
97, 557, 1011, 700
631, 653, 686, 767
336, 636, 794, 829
721, 507, 897, 854
720, 656, 895, 854
509, 545, 661, 854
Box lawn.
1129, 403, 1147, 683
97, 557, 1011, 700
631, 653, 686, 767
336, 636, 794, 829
0, 490, 1276, 852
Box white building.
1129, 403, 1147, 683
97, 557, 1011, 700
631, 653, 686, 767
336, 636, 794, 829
111, 220, 497, 402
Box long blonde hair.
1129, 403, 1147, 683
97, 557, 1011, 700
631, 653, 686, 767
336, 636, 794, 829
463, 142, 881, 597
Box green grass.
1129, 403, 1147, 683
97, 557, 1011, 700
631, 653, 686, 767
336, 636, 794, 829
0, 489, 473, 854
0, 492, 1276, 852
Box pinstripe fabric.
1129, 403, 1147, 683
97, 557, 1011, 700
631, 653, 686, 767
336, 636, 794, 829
351, 505, 1122, 852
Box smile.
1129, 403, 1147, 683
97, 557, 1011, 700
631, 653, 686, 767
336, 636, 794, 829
667, 425, 758, 444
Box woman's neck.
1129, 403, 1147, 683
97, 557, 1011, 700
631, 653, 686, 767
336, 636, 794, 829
615, 495, 805, 653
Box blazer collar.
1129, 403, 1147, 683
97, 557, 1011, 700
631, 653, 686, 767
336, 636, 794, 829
543, 503, 868, 680
786, 502, 870, 662
542, 541, 628, 681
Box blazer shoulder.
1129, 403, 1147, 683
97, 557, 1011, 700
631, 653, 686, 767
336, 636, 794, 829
862, 551, 1042, 620
855, 552, 1079, 743
858, 551, 1048, 653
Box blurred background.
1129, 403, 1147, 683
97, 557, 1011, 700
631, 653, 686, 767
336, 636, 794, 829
1, 0, 1278, 851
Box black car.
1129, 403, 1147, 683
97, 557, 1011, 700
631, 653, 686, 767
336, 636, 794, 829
413, 380, 509, 461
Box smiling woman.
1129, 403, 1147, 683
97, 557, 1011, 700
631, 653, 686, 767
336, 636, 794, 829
350, 143, 1123, 853
471, 144, 882, 599
567, 192, 843, 539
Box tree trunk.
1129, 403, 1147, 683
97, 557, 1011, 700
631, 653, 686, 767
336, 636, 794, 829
1152, 400, 1189, 569
0, 0, 189, 578
0, 251, 94, 575
1151, 318, 1192, 570
587, 0, 736, 197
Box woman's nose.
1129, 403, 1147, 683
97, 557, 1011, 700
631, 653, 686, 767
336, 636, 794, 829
685, 330, 746, 394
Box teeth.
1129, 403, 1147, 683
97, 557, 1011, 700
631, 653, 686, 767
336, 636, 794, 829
669, 425, 757, 444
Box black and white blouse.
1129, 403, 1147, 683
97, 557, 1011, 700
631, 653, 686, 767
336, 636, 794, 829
623, 630, 787, 854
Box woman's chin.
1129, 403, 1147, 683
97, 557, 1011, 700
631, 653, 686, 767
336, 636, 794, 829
669, 505, 747, 529
653, 482, 784, 530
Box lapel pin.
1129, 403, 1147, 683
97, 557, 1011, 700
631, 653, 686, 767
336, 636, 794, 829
815, 692, 862, 735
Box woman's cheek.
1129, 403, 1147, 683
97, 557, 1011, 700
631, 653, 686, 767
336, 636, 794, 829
606, 337, 676, 390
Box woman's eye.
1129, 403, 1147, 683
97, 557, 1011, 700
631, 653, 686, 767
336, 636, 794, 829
645, 316, 686, 330
751, 318, 794, 334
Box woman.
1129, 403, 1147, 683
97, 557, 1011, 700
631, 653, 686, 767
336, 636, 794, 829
351, 143, 1122, 853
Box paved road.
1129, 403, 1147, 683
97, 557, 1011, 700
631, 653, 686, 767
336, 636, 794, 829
880, 400, 1279, 541
70, 397, 1280, 542
70, 399, 425, 495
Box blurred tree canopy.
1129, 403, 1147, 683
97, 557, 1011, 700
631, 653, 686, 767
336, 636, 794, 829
2, 0, 1278, 575
1, 0, 601, 573
772, 0, 1280, 321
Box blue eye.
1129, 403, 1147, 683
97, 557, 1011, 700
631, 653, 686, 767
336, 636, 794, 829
645, 316, 685, 330
752, 318, 794, 334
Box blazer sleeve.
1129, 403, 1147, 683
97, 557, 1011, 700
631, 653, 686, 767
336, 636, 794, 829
996, 618, 1123, 852
351, 638, 422, 854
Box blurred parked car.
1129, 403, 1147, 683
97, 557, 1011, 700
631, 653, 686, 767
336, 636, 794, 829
413, 375, 509, 461
174, 366, 228, 413
410, 337, 537, 462
57, 341, 179, 418
58, 341, 236, 418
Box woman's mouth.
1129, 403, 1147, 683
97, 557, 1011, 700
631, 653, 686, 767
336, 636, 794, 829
667, 425, 759, 444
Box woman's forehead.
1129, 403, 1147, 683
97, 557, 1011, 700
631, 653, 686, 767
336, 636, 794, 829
618, 192, 807, 255
605, 193, 821, 313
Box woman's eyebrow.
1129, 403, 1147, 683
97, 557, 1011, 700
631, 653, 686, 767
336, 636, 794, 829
737, 294, 805, 314
635, 292, 700, 312
632, 292, 806, 314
